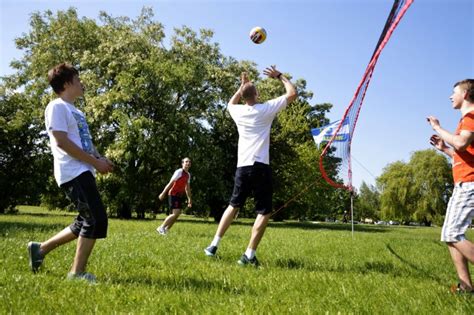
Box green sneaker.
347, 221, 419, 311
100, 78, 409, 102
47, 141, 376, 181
27, 242, 43, 273
67, 272, 97, 284
237, 254, 259, 267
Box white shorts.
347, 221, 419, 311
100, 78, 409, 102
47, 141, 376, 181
441, 182, 474, 243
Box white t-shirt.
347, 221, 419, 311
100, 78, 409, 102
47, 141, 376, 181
228, 95, 287, 167
45, 98, 95, 186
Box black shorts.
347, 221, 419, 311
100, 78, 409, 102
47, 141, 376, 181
168, 195, 184, 210
229, 162, 273, 215
61, 171, 108, 239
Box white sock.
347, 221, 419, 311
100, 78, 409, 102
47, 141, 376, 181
210, 236, 221, 247
245, 248, 256, 259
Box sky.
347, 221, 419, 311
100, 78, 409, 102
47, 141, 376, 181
1, 0, 473, 189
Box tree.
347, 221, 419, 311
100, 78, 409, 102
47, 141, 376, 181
0, 88, 51, 213
376, 149, 452, 225
355, 181, 380, 221
377, 161, 414, 222
1, 7, 336, 219
408, 150, 452, 226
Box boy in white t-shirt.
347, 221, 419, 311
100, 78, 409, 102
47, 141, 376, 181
204, 66, 297, 266
27, 63, 113, 283
156, 157, 192, 235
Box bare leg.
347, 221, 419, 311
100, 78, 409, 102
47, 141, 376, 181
452, 240, 474, 263
448, 243, 473, 290
70, 236, 96, 274
247, 213, 271, 250
161, 209, 181, 230
40, 227, 78, 256
215, 205, 239, 238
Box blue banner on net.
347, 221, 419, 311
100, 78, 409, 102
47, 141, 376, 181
311, 118, 350, 146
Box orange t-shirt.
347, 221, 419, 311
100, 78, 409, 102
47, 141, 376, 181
452, 112, 474, 183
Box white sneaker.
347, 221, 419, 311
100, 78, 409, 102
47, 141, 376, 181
67, 272, 97, 284
156, 227, 167, 235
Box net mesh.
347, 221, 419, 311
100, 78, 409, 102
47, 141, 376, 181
319, 0, 414, 191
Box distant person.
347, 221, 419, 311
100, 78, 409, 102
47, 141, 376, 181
342, 211, 349, 224
204, 66, 297, 266
156, 157, 192, 235
427, 79, 474, 294
27, 63, 114, 283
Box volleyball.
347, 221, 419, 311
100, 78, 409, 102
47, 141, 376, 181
249, 27, 267, 44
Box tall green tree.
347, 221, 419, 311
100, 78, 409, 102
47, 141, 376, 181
0, 88, 50, 213
377, 161, 414, 222
377, 149, 452, 225
408, 149, 452, 226
355, 181, 380, 221
1, 7, 336, 219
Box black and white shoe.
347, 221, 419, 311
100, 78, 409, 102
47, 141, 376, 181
204, 245, 217, 257
237, 254, 259, 267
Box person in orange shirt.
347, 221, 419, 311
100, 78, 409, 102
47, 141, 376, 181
427, 79, 474, 294
156, 157, 192, 235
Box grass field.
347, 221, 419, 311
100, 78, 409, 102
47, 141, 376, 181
1, 206, 472, 314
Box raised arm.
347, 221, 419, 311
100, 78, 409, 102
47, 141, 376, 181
263, 65, 297, 104
228, 72, 250, 105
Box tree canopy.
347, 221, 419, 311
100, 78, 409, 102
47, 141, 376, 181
376, 149, 452, 225
1, 7, 344, 219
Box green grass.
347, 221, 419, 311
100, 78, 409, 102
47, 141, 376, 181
1, 206, 472, 314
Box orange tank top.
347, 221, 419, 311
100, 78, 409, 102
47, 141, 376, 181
452, 112, 474, 183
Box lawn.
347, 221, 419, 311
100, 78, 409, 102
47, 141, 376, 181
0, 206, 472, 314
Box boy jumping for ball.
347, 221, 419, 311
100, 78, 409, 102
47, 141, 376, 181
204, 66, 297, 266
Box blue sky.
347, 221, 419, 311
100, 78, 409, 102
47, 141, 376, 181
1, 0, 473, 189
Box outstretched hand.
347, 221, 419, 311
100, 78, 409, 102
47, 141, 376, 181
426, 115, 441, 130
263, 65, 282, 79
429, 134, 447, 151
241, 72, 249, 85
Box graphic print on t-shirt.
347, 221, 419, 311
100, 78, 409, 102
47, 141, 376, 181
71, 111, 93, 154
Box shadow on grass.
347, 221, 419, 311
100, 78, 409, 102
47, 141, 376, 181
11, 211, 389, 233
274, 248, 443, 283
9, 211, 76, 217
386, 244, 443, 283
175, 218, 390, 233
107, 274, 255, 295
270, 222, 389, 233
0, 221, 66, 236
274, 258, 396, 275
